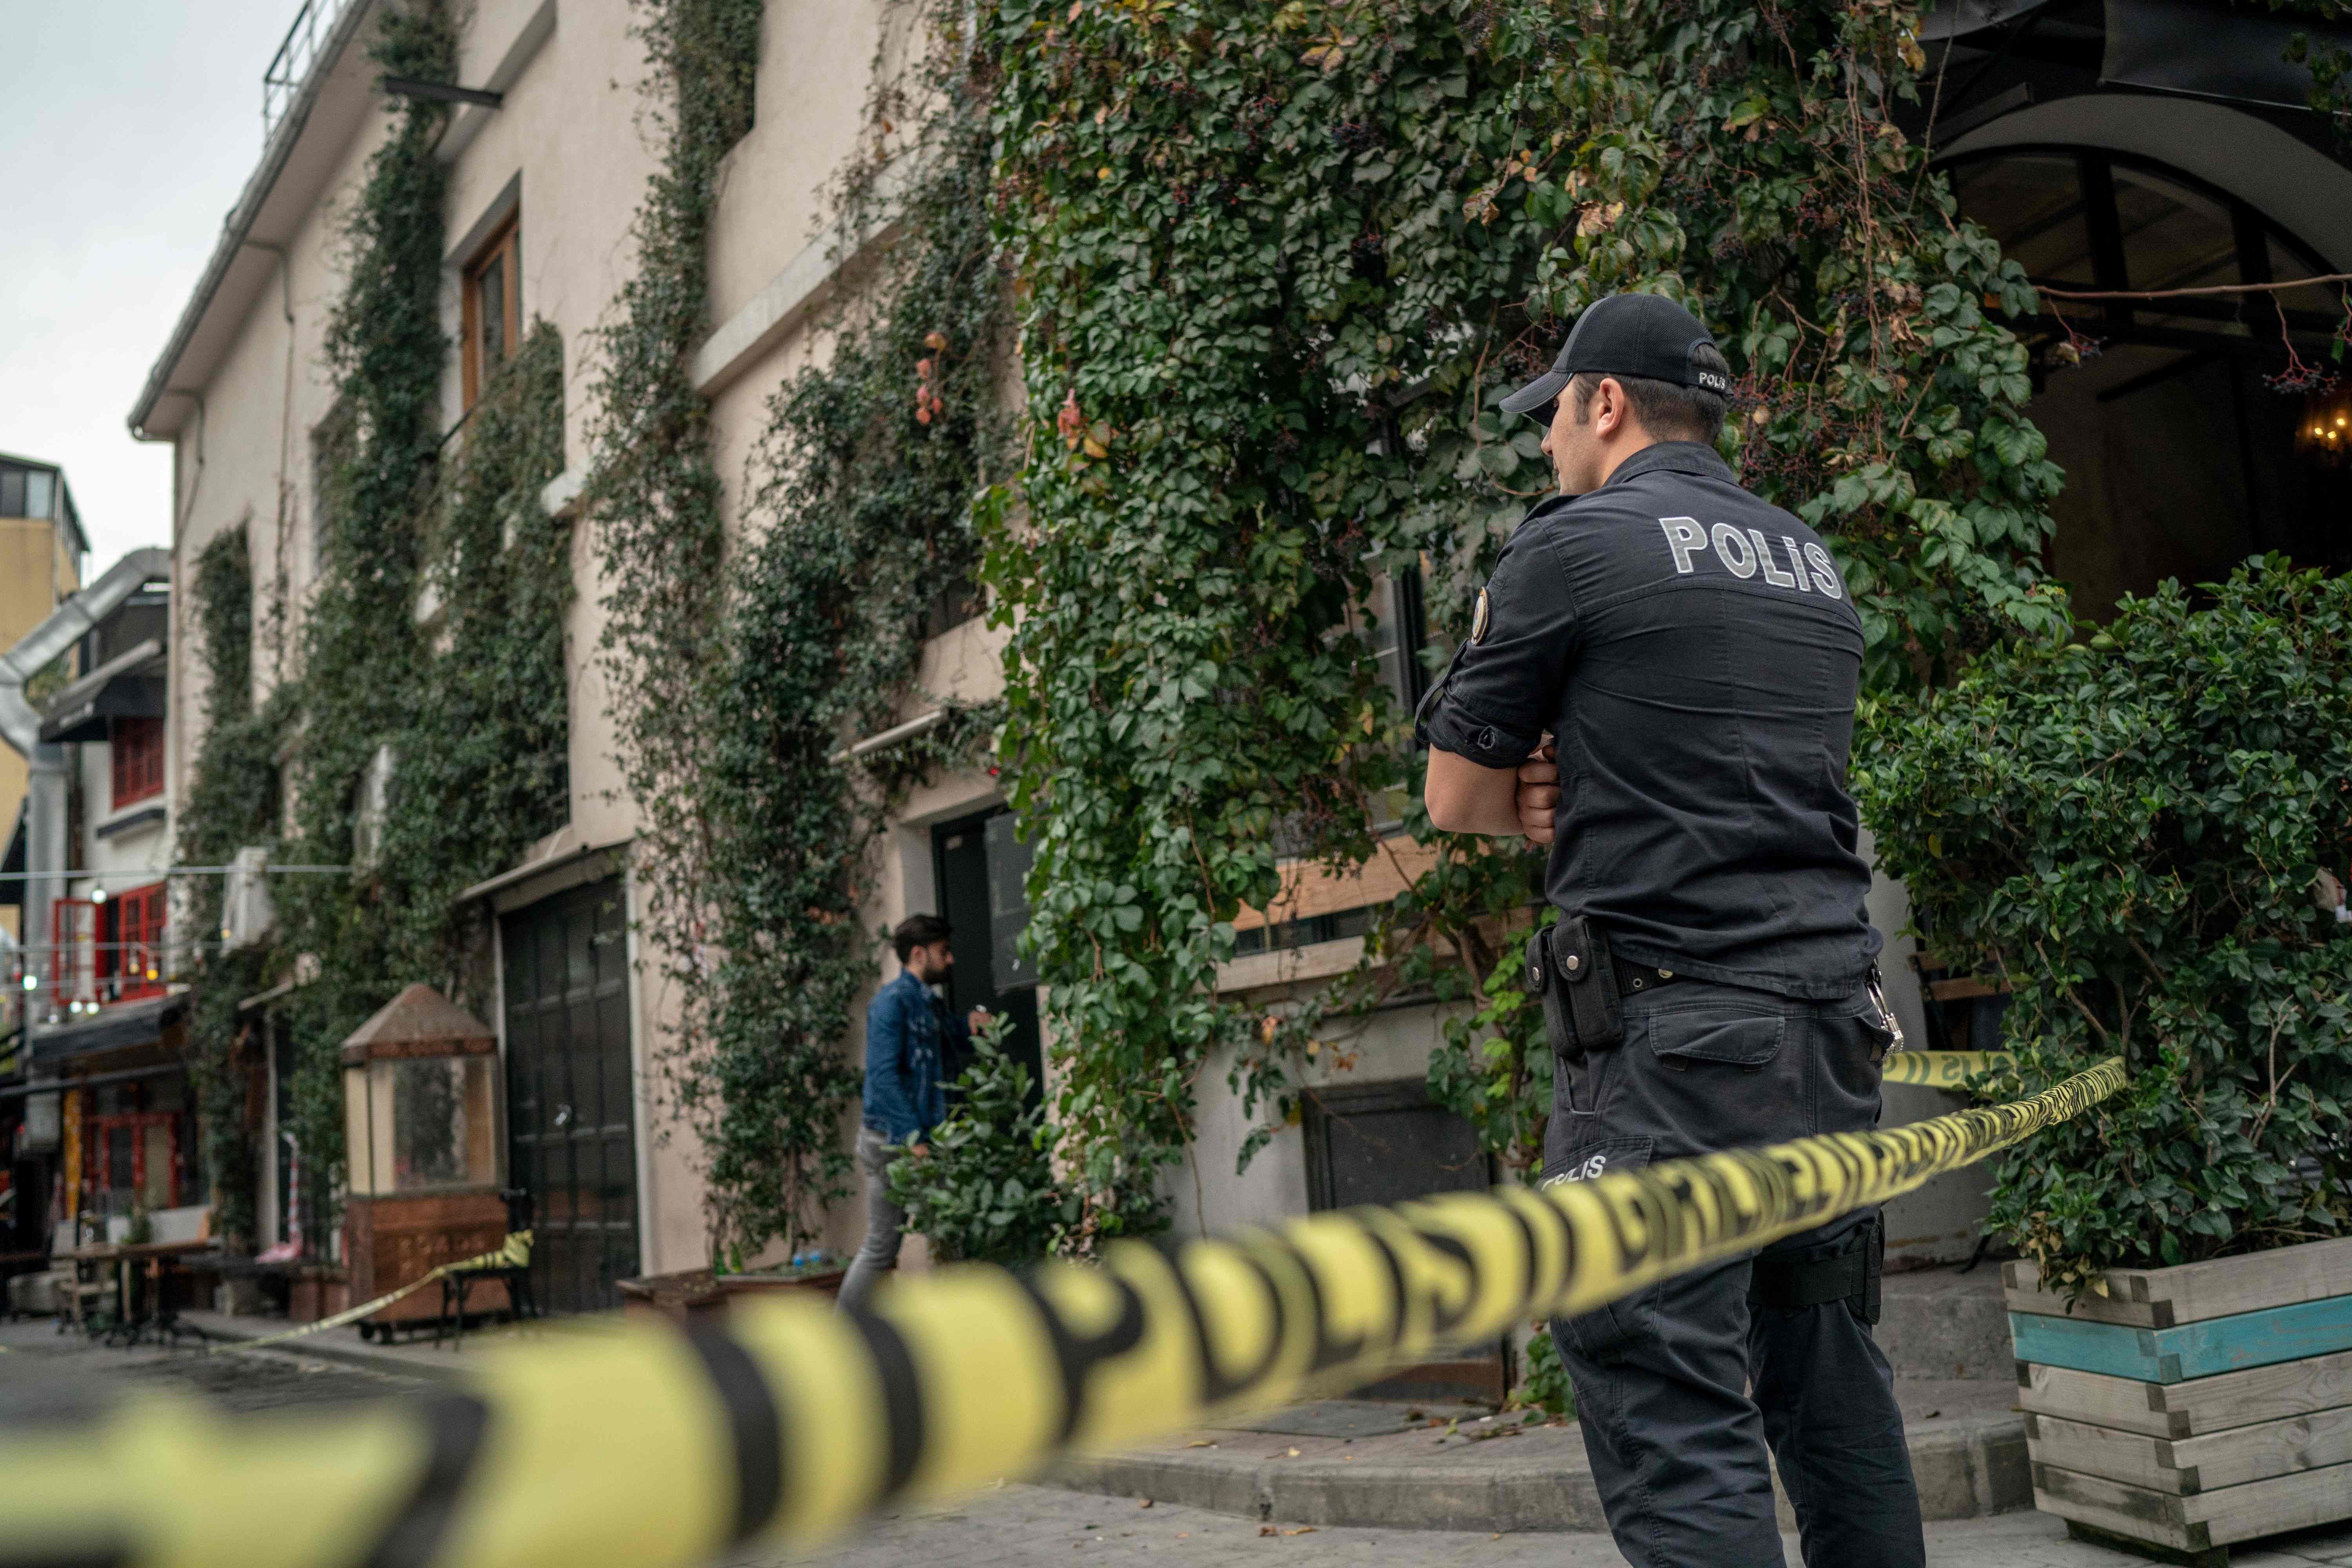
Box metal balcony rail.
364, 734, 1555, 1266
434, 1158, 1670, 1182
261, 0, 358, 140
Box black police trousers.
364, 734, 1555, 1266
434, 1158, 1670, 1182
1544, 976, 1925, 1568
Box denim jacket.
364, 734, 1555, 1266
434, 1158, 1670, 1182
861, 969, 961, 1142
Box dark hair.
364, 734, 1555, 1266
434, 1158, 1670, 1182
892, 914, 952, 964
1568, 343, 1731, 444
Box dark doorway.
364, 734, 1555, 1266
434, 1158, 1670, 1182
1303, 1078, 1506, 1402
1943, 147, 2352, 616
929, 809, 1043, 1105
272, 1015, 299, 1247
8, 1151, 48, 1256
500, 877, 638, 1313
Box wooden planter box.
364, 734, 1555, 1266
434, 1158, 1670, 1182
615, 1267, 845, 1328
2008, 1237, 2352, 1564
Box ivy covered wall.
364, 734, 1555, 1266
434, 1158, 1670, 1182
178, 527, 279, 1248
979, 0, 2066, 1232
176, 2, 573, 1237
584, 0, 1014, 1265
165, 0, 2344, 1292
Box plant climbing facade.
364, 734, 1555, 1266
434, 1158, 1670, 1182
130, 0, 2348, 1344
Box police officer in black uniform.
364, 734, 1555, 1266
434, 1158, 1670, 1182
1416, 293, 1926, 1568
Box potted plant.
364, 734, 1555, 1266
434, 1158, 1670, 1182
617, 1252, 846, 1328
1861, 559, 2352, 1562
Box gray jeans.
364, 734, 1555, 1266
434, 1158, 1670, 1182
836, 1126, 907, 1313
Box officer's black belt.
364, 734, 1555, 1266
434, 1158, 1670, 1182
1617, 962, 1686, 998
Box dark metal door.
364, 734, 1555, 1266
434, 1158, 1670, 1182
501, 877, 637, 1312
1303, 1079, 1506, 1401
931, 810, 1043, 1104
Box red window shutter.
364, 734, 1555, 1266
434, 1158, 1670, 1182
111, 716, 163, 808
98, 883, 169, 998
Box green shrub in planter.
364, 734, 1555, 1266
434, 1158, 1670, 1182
1858, 557, 2350, 1299
887, 1029, 1076, 1267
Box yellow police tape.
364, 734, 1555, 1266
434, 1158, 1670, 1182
0, 1056, 2120, 1568
200, 1231, 534, 1356
1880, 1049, 2014, 1087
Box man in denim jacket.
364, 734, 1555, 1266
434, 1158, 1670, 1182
837, 914, 983, 1311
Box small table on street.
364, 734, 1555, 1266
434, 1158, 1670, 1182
68, 1240, 219, 1347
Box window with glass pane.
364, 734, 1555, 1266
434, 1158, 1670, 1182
1949, 155, 2097, 286
24, 470, 54, 519
462, 217, 521, 409
354, 1056, 498, 1194
2107, 165, 2245, 337
2268, 236, 2344, 330
2109, 167, 2238, 293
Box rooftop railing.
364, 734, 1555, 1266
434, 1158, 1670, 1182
261, 0, 359, 140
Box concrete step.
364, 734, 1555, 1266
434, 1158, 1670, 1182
1878, 1264, 2014, 1382
1051, 1379, 2029, 1534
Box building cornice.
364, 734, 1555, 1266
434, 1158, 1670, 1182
126, 0, 385, 442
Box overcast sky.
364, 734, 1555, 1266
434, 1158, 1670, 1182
2, 2, 299, 577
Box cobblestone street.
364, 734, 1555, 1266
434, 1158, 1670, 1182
0, 1316, 426, 1420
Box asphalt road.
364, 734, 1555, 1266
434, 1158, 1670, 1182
0, 1314, 426, 1421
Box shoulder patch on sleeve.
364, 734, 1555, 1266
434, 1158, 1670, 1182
1471, 586, 1492, 644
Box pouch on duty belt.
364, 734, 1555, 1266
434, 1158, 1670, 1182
1526, 914, 1625, 1059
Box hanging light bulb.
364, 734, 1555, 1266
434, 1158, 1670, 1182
2298, 387, 2352, 466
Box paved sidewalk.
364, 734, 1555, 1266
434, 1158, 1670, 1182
1053, 1381, 2027, 1533
765, 1481, 2352, 1567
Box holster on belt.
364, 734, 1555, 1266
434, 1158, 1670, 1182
1750, 1213, 1884, 1325
1526, 915, 1626, 1062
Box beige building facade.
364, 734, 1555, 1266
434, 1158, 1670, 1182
131, 0, 1017, 1293
131, 0, 1972, 1316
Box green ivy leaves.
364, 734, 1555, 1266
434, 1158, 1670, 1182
986, 0, 2080, 1224
592, 1, 1014, 1261
172, 2, 575, 1249
175, 530, 279, 1247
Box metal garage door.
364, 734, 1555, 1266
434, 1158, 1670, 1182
500, 877, 637, 1312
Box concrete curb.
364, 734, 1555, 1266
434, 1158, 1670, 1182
1049, 1412, 2028, 1534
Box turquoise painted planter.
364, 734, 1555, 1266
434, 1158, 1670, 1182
2009, 1241, 2352, 1559
2009, 1294, 2352, 1383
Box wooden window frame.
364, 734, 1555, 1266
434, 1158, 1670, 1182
461, 216, 522, 410
99, 882, 168, 1002
111, 715, 164, 808
86, 1109, 181, 1210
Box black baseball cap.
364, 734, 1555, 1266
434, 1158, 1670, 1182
1499, 292, 1729, 416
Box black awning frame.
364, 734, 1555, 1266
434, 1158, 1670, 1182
37, 637, 167, 745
